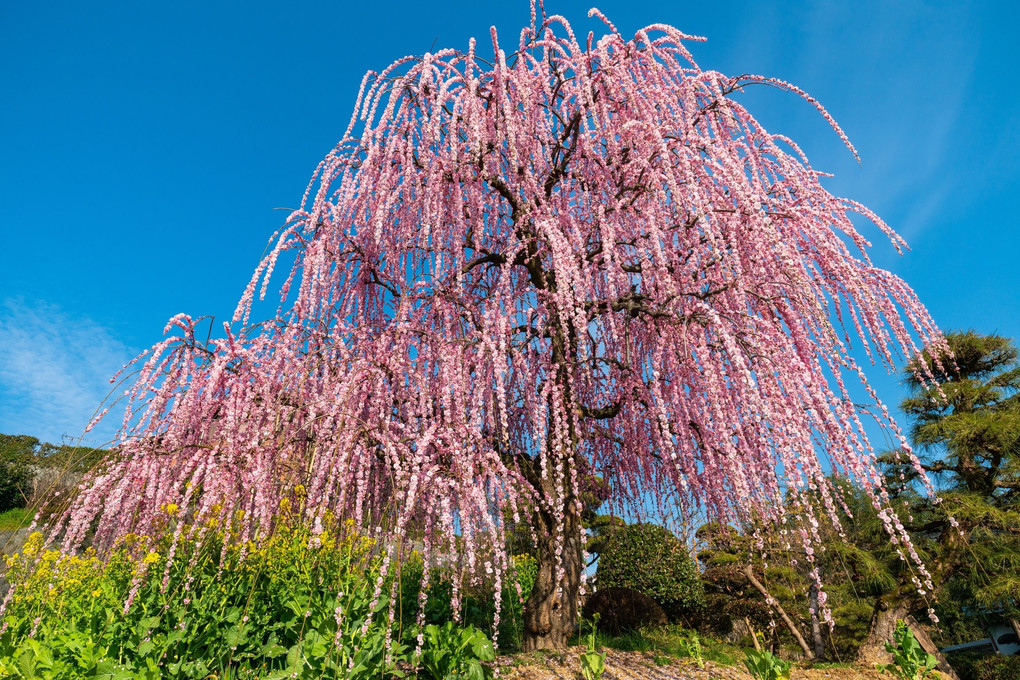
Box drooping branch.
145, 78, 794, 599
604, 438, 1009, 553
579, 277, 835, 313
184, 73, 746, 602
743, 564, 815, 660
52, 8, 946, 651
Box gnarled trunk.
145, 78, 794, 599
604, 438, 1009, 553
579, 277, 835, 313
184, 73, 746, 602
857, 599, 960, 680
857, 597, 911, 666
522, 506, 583, 651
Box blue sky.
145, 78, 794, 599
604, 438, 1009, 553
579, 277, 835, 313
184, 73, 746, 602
1, 0, 1017, 447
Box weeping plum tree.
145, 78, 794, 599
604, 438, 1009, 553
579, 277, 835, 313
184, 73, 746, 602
44, 7, 945, 650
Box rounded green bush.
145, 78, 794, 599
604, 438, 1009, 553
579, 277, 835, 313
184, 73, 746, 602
595, 522, 705, 622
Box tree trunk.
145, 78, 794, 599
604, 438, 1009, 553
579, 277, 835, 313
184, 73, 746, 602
522, 506, 583, 650
743, 564, 815, 660
857, 597, 910, 666
809, 584, 826, 660
856, 599, 960, 680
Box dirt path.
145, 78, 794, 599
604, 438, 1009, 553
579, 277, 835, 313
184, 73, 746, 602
496, 648, 890, 680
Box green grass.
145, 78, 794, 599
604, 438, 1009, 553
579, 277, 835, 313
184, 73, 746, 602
575, 624, 741, 666
0, 507, 33, 531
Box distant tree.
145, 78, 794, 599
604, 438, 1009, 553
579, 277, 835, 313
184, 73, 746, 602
0, 433, 42, 463
749, 333, 1020, 669
897, 331, 1020, 500
697, 523, 772, 639
0, 433, 113, 513
697, 521, 818, 659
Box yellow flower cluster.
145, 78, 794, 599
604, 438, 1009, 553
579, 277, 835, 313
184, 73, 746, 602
4, 533, 126, 615
3, 514, 381, 629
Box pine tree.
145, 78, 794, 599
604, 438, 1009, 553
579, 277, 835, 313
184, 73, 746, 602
861, 332, 1020, 661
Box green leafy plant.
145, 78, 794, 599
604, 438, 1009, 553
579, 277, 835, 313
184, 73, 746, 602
743, 649, 792, 680
399, 552, 537, 651
0, 516, 410, 679
579, 614, 606, 680
875, 620, 938, 680
677, 631, 704, 668
416, 622, 494, 680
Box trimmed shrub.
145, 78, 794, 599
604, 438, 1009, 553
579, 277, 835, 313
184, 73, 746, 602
595, 522, 704, 621
582, 586, 669, 635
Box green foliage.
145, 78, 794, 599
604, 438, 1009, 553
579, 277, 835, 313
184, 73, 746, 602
944, 651, 1020, 680
743, 649, 792, 680
0, 434, 111, 475
578, 615, 606, 680
902, 331, 1020, 490
693, 332, 1020, 659
398, 552, 537, 651
590, 624, 736, 666
0, 458, 30, 514
970, 655, 1020, 680
0, 519, 410, 679
875, 620, 938, 680
695, 523, 772, 636
0, 432, 115, 515
883, 331, 1020, 637
416, 622, 494, 680
596, 523, 704, 621
0, 435, 41, 463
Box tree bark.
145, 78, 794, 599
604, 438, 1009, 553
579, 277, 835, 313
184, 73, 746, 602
743, 564, 815, 660
856, 599, 960, 680
520, 302, 586, 652
857, 597, 910, 666
522, 507, 583, 650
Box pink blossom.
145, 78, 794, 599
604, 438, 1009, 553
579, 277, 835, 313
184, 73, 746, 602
43, 7, 943, 627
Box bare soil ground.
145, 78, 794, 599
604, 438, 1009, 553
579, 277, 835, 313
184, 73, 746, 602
496, 649, 891, 680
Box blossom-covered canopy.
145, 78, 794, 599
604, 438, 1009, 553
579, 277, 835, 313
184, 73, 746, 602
58, 7, 940, 622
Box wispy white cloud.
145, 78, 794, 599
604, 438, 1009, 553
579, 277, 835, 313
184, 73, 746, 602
0, 298, 137, 447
